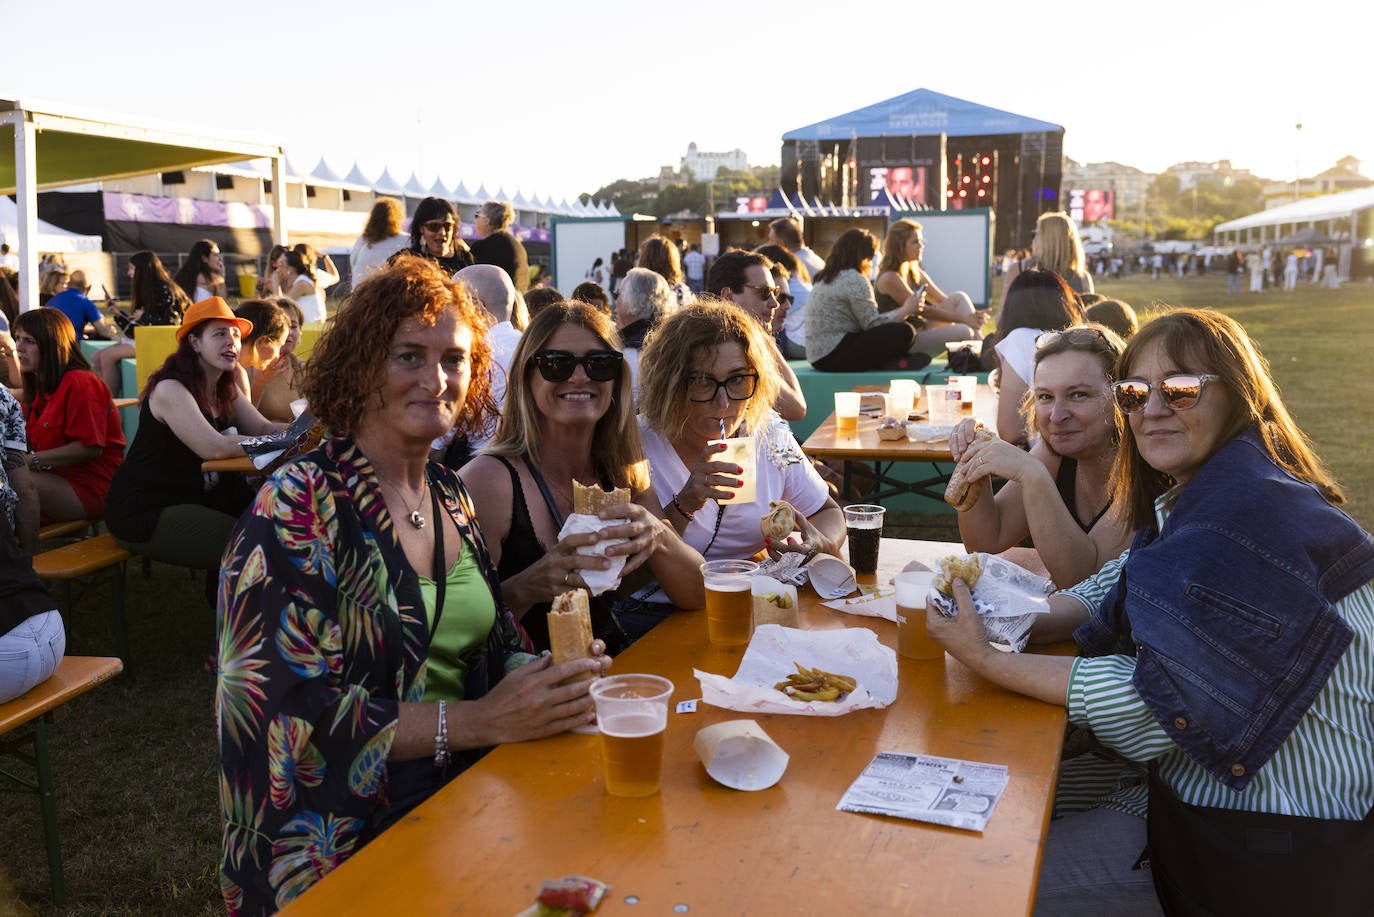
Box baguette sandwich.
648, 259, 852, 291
573, 480, 631, 515
548, 588, 596, 683
944, 426, 995, 511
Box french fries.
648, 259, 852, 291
760, 592, 794, 609
774, 662, 858, 702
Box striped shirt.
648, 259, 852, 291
1057, 497, 1374, 821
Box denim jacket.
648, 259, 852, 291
1075, 428, 1374, 791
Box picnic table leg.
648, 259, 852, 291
34, 715, 66, 907
114, 561, 130, 665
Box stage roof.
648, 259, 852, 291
782, 88, 1062, 141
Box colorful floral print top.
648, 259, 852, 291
216, 435, 532, 915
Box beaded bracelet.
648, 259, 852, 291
670, 493, 696, 521
433, 700, 450, 769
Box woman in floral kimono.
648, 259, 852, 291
216, 255, 612, 915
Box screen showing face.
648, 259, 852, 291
1070, 188, 1115, 223
869, 165, 927, 204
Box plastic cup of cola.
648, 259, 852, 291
842, 504, 885, 575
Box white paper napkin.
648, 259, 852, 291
695, 624, 898, 716
555, 513, 628, 597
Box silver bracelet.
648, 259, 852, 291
433, 700, 450, 769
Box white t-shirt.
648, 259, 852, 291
633, 418, 829, 602
994, 327, 1041, 388
793, 246, 825, 279
683, 250, 705, 281
350, 233, 409, 285
472, 321, 522, 449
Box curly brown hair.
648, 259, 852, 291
302, 254, 495, 437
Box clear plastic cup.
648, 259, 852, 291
590, 674, 674, 797
709, 435, 757, 504
701, 559, 760, 646
834, 391, 861, 436
888, 379, 917, 419
842, 504, 885, 575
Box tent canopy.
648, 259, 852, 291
782, 88, 1063, 141
0, 98, 282, 193
1213, 186, 1374, 234
0, 97, 284, 308
0, 196, 101, 252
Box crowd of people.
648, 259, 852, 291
0, 207, 1369, 917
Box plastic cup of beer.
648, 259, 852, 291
842, 504, 885, 575
834, 392, 861, 436
701, 559, 759, 646
888, 379, 917, 420
953, 376, 978, 413
708, 435, 757, 504
590, 674, 674, 798
894, 571, 943, 660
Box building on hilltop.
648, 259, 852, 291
680, 143, 749, 181
1163, 160, 1255, 192
1261, 156, 1371, 209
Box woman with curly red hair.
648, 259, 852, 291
217, 256, 611, 915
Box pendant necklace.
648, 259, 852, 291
375, 467, 429, 529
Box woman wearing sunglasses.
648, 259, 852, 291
461, 301, 704, 654
624, 301, 844, 641
397, 196, 474, 277
949, 323, 1132, 588
930, 308, 1374, 915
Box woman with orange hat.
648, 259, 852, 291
105, 297, 284, 570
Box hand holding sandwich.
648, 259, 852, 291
447, 643, 612, 745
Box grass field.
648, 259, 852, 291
1, 272, 1371, 915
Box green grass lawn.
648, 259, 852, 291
1, 270, 1371, 915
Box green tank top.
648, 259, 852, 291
418, 539, 497, 702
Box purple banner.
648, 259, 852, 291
103, 192, 273, 229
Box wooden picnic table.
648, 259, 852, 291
802, 383, 998, 503
201, 455, 256, 473
281, 537, 1067, 916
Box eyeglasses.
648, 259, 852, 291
1111, 374, 1221, 414
685, 372, 759, 403
740, 283, 781, 301
1036, 328, 1110, 350
531, 349, 623, 382
422, 220, 455, 234
777, 292, 794, 307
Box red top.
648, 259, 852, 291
25, 369, 125, 517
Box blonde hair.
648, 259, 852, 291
1033, 212, 1087, 278
878, 218, 923, 285
482, 301, 648, 492
637, 299, 780, 442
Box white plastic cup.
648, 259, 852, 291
834, 391, 861, 436
709, 436, 757, 505
590, 674, 674, 797
888, 379, 917, 419
952, 376, 978, 413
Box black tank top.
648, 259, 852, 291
1054, 456, 1110, 533
491, 456, 626, 654
105, 398, 251, 543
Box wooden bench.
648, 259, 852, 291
0, 656, 124, 906
32, 534, 135, 662
36, 521, 93, 544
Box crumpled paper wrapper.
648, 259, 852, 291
555, 513, 628, 597
822, 586, 897, 621
927, 552, 1052, 652
694, 719, 789, 791
695, 624, 898, 716
807, 555, 857, 599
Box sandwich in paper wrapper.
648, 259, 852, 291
926, 552, 1053, 652
694, 624, 897, 716
555, 482, 631, 596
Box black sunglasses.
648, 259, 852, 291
422, 220, 455, 234
531, 349, 623, 383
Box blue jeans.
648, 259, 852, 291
610, 597, 673, 646
1035, 808, 1163, 916
0, 609, 65, 703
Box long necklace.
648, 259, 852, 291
375, 466, 429, 529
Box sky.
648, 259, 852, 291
3, 0, 1370, 201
